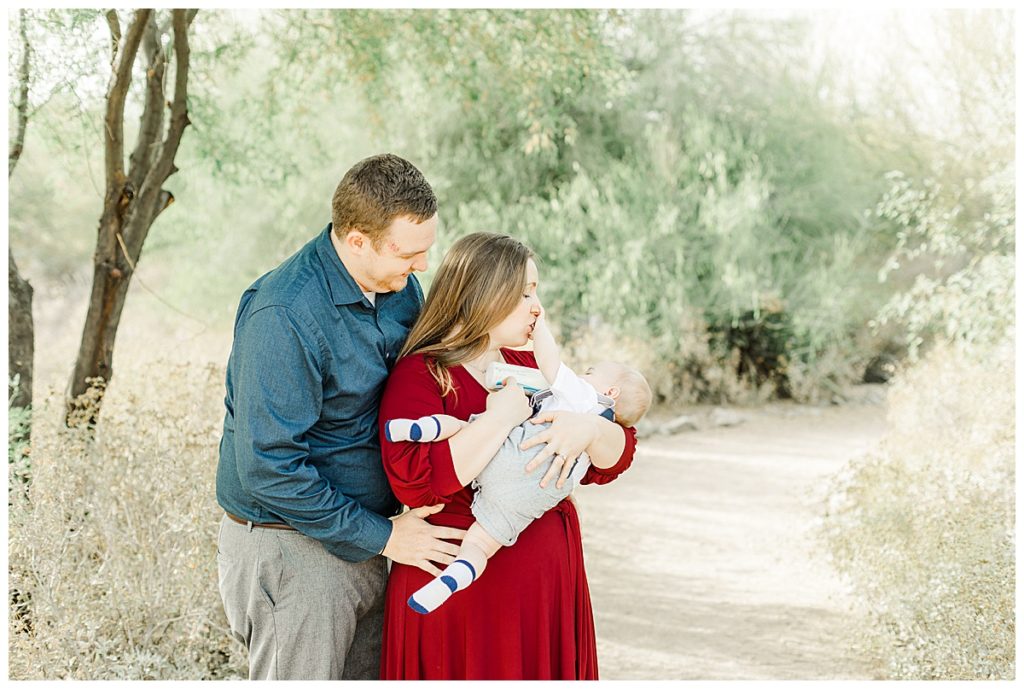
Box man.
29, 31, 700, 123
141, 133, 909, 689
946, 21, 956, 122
215, 154, 466, 680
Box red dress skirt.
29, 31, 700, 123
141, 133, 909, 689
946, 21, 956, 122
378, 349, 637, 680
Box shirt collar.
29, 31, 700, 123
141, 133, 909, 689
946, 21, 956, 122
316, 224, 369, 307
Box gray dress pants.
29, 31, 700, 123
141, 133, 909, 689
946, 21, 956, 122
216, 514, 386, 680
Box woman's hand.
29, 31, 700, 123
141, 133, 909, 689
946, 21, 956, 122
485, 378, 532, 428
520, 411, 599, 489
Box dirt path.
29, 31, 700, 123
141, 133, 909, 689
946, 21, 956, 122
576, 401, 888, 680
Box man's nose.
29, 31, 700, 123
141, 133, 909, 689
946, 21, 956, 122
412, 255, 428, 272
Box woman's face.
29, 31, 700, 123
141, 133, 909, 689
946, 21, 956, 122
487, 258, 541, 349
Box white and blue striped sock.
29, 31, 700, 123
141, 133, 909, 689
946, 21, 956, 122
385, 415, 444, 443
408, 559, 478, 614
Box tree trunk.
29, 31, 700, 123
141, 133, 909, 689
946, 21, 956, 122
65, 225, 133, 425
65, 9, 194, 427
66, 191, 172, 426
8, 248, 34, 409
9, 9, 34, 413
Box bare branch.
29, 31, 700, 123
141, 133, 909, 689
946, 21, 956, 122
9, 9, 31, 178
127, 12, 168, 191
105, 10, 121, 65
158, 10, 193, 172
104, 9, 152, 190
127, 9, 194, 258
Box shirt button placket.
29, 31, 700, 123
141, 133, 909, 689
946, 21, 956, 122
374, 303, 390, 363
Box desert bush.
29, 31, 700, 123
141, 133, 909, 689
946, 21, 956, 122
872, 166, 1014, 360
435, 130, 886, 405
9, 377, 32, 486
8, 362, 246, 679
821, 340, 1014, 679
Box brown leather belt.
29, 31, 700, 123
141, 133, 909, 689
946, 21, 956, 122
225, 511, 296, 531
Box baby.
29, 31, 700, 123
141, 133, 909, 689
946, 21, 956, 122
385, 314, 652, 614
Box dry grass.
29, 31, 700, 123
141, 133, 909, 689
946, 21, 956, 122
8, 361, 246, 679
821, 339, 1015, 679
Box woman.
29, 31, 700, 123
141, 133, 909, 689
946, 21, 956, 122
378, 232, 637, 679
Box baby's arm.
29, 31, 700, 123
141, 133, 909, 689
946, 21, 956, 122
384, 414, 468, 443
531, 313, 561, 385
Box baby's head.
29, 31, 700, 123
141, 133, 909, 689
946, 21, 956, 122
579, 361, 652, 427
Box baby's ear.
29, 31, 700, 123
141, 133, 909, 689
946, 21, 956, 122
607, 385, 620, 399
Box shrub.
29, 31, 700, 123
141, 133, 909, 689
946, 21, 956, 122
8, 377, 32, 490
871, 166, 1014, 360
821, 340, 1014, 679
434, 137, 887, 404
8, 362, 246, 679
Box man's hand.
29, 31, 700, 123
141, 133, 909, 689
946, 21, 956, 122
485, 378, 532, 427
382, 504, 467, 577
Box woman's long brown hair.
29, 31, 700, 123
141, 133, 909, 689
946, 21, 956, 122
400, 232, 534, 395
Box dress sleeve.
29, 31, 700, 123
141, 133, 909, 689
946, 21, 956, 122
580, 424, 637, 485
379, 355, 465, 507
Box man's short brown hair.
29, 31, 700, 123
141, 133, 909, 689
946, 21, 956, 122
331, 153, 437, 248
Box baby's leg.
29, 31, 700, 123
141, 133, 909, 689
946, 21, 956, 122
407, 522, 501, 614
385, 414, 467, 443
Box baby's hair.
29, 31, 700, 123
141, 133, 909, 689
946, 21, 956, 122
610, 364, 652, 427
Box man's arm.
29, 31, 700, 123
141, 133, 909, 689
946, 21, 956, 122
232, 305, 393, 561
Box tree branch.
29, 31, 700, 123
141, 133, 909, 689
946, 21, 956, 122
105, 10, 121, 65
104, 9, 151, 190
9, 9, 31, 178
127, 11, 167, 192
126, 8, 194, 259
151, 10, 192, 181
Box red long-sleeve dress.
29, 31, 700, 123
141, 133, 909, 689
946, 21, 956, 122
378, 349, 637, 680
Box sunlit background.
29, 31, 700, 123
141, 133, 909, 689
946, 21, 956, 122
7, 8, 1014, 680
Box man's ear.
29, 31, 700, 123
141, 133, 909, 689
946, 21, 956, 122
607, 385, 620, 400
344, 230, 370, 254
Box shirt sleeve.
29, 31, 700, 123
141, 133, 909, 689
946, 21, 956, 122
232, 305, 392, 561
549, 362, 600, 413
379, 355, 464, 507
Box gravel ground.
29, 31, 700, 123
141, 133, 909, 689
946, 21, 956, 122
577, 401, 889, 680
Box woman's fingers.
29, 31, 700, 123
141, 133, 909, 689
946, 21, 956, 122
520, 425, 552, 452
538, 454, 565, 489
524, 439, 555, 473
554, 455, 579, 490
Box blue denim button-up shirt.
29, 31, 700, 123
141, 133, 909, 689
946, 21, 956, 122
216, 225, 422, 561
